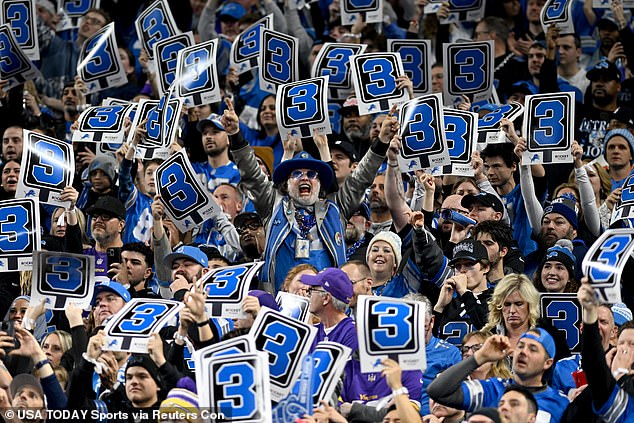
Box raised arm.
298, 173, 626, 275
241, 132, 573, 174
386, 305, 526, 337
572, 141, 601, 236
385, 136, 412, 232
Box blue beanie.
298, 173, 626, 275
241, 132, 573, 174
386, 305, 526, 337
543, 195, 578, 229
605, 129, 634, 164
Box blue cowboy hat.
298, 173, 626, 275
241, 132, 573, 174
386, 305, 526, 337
272, 151, 335, 188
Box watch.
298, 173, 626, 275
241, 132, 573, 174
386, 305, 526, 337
613, 368, 630, 379
392, 387, 409, 397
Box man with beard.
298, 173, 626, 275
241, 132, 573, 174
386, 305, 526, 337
577, 60, 622, 159
224, 98, 396, 292
473, 220, 520, 284
234, 212, 266, 262
165, 246, 209, 301
120, 124, 162, 243
341, 96, 373, 158
344, 203, 373, 261
1, 126, 23, 162
525, 196, 587, 280
192, 114, 240, 193
369, 173, 392, 234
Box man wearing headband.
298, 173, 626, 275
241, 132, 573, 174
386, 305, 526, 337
429, 328, 569, 423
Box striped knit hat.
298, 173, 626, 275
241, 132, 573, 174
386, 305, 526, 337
158, 377, 201, 423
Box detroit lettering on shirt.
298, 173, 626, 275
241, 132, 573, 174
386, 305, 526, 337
462, 378, 570, 423
419, 336, 462, 416
191, 161, 240, 193
310, 316, 358, 352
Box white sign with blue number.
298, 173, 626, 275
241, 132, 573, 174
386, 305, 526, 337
350, 52, 408, 116
30, 251, 95, 310
522, 92, 574, 165
73, 103, 135, 143
230, 14, 273, 75
17, 130, 75, 207
540, 293, 581, 353
103, 298, 183, 353
541, 0, 574, 34
194, 334, 255, 383
398, 93, 451, 172
0, 23, 40, 90
155, 150, 222, 233
433, 108, 478, 177
56, 0, 101, 31
582, 229, 634, 304
276, 292, 311, 323
126, 96, 183, 159
357, 295, 427, 373
135, 0, 179, 60
613, 182, 634, 225
0, 198, 40, 272
175, 38, 222, 106
290, 342, 351, 407
250, 308, 317, 402
340, 0, 382, 26
477, 101, 524, 144
443, 41, 494, 106
276, 76, 331, 140
77, 23, 127, 94
96, 99, 137, 157
0, 0, 39, 61
310, 43, 367, 100
199, 351, 272, 422
152, 32, 194, 98
388, 39, 432, 96
432, 0, 486, 23
200, 261, 265, 319
259, 29, 298, 94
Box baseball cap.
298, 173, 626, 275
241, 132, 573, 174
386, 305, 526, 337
449, 239, 489, 266
234, 212, 263, 230
612, 107, 634, 128
165, 245, 209, 268
351, 202, 371, 221
329, 139, 359, 162
597, 12, 619, 30
248, 290, 280, 311
218, 2, 246, 20
340, 96, 360, 116
301, 268, 353, 304
519, 327, 556, 359
92, 280, 132, 305
10, 374, 45, 401
86, 196, 126, 220
587, 59, 621, 82
612, 303, 633, 326
461, 192, 504, 214
511, 80, 538, 95
196, 113, 225, 133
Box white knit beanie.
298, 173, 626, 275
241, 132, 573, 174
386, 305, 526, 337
366, 231, 402, 269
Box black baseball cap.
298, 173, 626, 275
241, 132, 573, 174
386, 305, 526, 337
329, 139, 359, 162
461, 192, 504, 214
449, 239, 489, 265
86, 196, 126, 220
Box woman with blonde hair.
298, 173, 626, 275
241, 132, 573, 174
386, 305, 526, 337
281, 264, 318, 297
461, 330, 511, 380
483, 273, 540, 349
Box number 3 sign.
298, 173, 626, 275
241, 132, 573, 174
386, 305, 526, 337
357, 295, 427, 373
276, 76, 331, 139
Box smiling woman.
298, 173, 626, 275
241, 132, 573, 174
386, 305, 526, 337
533, 241, 579, 294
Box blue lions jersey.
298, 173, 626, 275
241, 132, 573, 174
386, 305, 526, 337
462, 378, 570, 423
122, 188, 153, 244
552, 354, 581, 396
191, 161, 240, 194
594, 384, 634, 422
420, 336, 462, 415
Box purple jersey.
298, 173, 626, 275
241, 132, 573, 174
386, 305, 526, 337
311, 316, 358, 352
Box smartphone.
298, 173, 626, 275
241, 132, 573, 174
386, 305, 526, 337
0, 320, 19, 353
107, 247, 122, 267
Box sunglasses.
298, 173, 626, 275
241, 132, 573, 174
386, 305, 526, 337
290, 170, 319, 180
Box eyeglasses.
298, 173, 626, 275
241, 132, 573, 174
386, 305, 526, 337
236, 222, 262, 234
290, 170, 319, 180
460, 343, 483, 355
94, 295, 120, 307
308, 287, 326, 296
350, 277, 367, 285
92, 213, 117, 222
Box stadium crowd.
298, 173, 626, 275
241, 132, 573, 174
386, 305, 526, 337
2, 0, 634, 421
